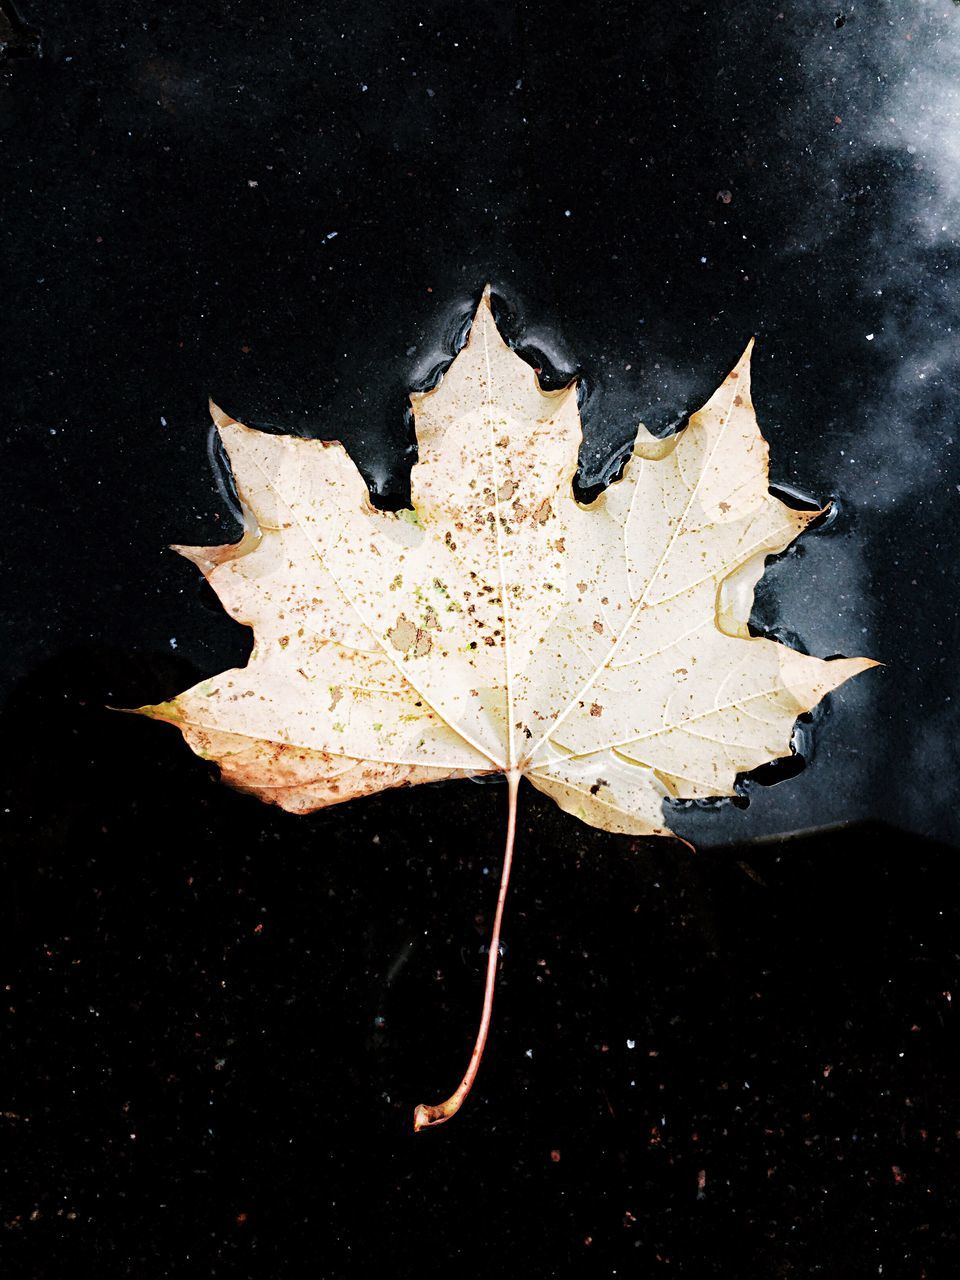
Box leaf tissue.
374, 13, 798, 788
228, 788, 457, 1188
141, 289, 874, 1128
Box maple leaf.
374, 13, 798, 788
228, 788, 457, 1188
140, 288, 875, 1129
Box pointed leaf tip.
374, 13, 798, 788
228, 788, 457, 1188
169, 542, 202, 566
465, 283, 508, 354
474, 285, 494, 325
169, 542, 231, 574
209, 399, 237, 431
129, 699, 183, 724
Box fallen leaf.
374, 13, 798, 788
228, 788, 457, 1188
140, 287, 875, 1129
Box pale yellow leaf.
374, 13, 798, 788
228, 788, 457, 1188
139, 288, 879, 1131
141, 289, 875, 837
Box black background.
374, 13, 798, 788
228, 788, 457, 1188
2, 1, 959, 1275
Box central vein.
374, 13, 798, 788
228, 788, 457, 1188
481, 307, 516, 773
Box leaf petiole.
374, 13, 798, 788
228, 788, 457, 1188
413, 768, 521, 1132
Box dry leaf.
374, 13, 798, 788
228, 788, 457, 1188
140, 287, 875, 1128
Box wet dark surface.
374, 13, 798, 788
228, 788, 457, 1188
2, 2, 959, 1275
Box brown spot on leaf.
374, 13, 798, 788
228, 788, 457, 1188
590, 703, 603, 717
387, 615, 419, 654
328, 686, 343, 712
497, 478, 518, 501
385, 612, 434, 659
593, 620, 604, 635
534, 498, 553, 525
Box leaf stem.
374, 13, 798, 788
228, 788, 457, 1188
413, 768, 521, 1132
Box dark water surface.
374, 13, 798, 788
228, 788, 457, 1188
2, 2, 959, 1275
